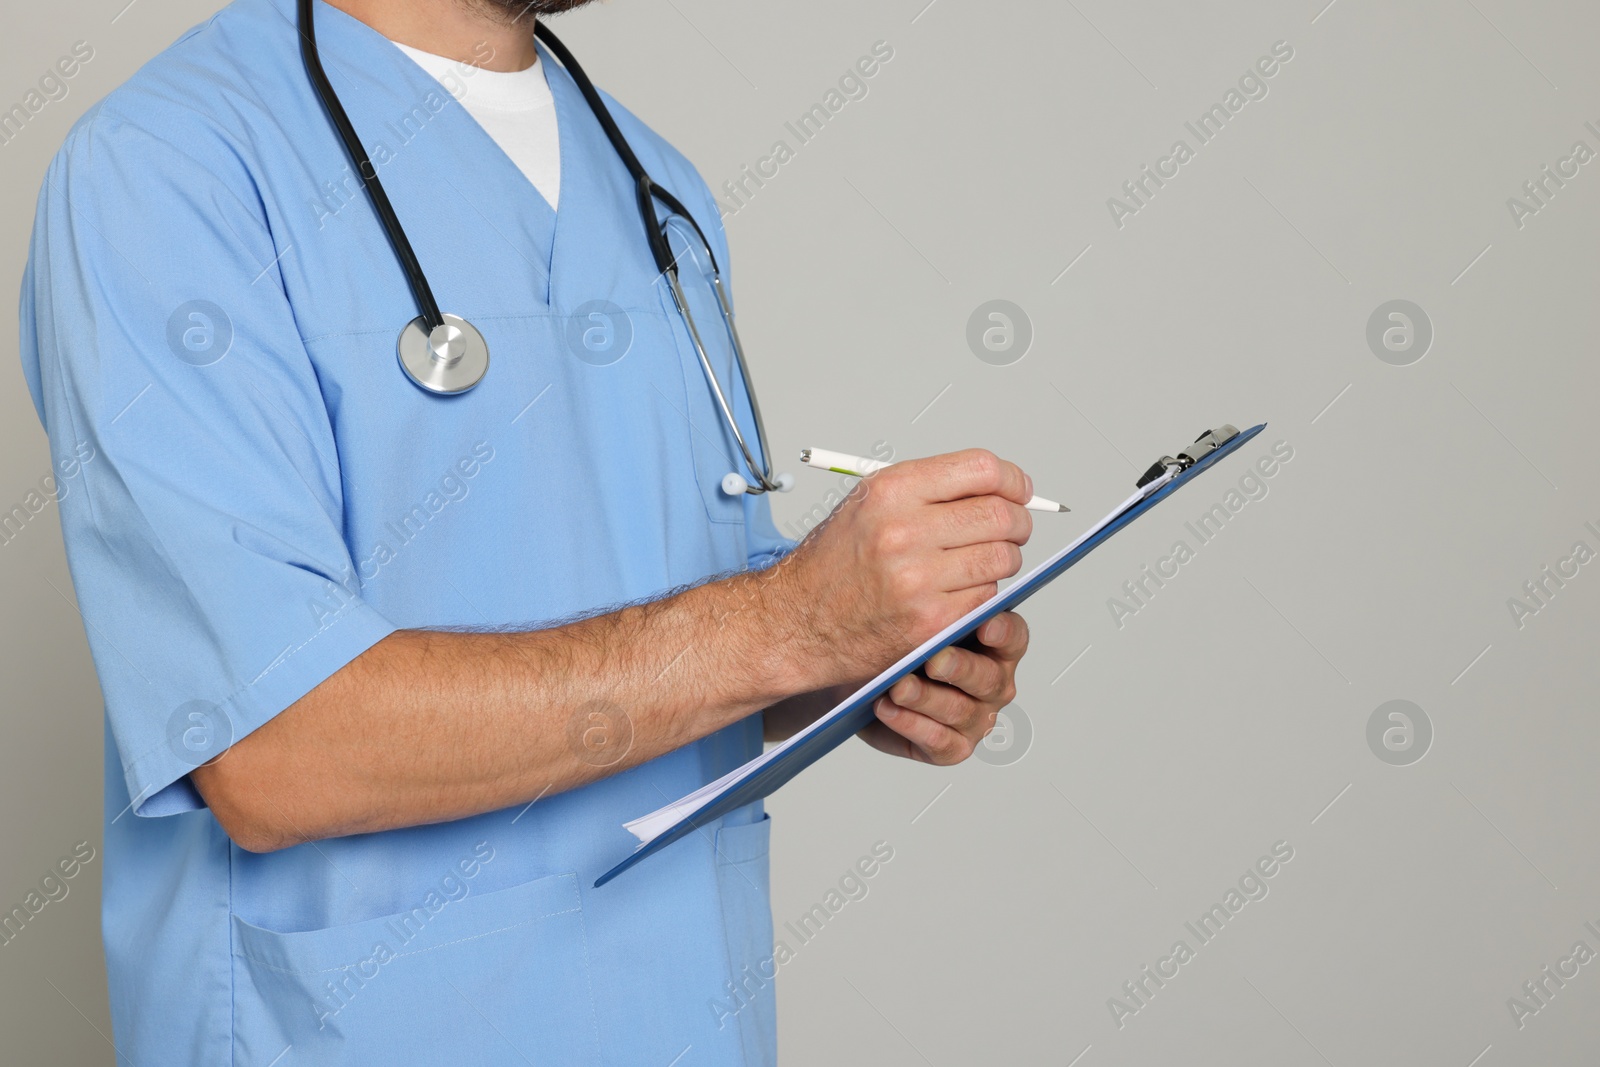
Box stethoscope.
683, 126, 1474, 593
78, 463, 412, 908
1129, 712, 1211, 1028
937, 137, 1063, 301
297, 0, 791, 496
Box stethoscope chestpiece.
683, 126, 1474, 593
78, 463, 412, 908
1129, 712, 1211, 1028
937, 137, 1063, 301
397, 314, 490, 395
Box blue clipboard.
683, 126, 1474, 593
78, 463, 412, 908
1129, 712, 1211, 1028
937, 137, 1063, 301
597, 423, 1265, 886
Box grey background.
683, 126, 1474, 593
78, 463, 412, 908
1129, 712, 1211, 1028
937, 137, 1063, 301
3, 0, 1597, 1063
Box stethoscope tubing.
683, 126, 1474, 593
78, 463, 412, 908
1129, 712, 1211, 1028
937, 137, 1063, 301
296, 0, 784, 493
297, 0, 445, 333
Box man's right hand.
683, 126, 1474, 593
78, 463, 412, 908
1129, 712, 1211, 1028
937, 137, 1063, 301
771, 448, 1035, 684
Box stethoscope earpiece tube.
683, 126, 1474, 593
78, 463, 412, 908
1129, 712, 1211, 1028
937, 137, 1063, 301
634, 176, 675, 277
298, 6, 785, 464
298, 0, 445, 333
300, 0, 492, 393
537, 22, 784, 495
535, 23, 721, 279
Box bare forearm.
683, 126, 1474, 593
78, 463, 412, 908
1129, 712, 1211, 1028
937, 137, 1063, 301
196, 567, 823, 850
197, 449, 1041, 851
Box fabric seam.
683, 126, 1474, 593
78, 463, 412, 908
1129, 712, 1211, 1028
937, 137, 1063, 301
572, 894, 604, 1063
228, 826, 237, 1067
235, 904, 582, 976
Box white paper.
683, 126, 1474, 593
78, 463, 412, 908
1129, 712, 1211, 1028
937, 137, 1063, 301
623, 472, 1176, 846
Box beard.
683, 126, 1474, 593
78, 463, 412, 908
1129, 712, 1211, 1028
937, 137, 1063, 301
465, 0, 598, 19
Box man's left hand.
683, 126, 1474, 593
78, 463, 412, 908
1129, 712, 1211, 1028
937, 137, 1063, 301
858, 611, 1029, 765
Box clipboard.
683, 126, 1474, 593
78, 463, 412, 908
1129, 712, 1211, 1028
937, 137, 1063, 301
597, 422, 1266, 886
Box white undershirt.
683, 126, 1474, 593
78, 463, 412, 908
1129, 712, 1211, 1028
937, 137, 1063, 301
393, 41, 561, 211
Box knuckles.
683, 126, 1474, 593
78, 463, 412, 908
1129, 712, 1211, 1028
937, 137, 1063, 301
871, 518, 913, 559
866, 465, 911, 505
963, 449, 1003, 488
972, 542, 1021, 584
934, 733, 976, 765
888, 562, 928, 605
983, 496, 1016, 537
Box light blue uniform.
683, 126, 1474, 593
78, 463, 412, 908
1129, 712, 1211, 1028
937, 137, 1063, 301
19, 0, 791, 1062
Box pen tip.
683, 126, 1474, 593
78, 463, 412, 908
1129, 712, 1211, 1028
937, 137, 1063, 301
1059, 504, 1070, 512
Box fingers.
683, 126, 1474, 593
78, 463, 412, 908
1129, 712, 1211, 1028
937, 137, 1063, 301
889, 673, 979, 730
871, 696, 974, 765
973, 612, 1029, 664
897, 652, 1005, 712
892, 449, 1033, 508
855, 718, 920, 762
926, 495, 1033, 550
860, 616, 1030, 766
931, 541, 1023, 592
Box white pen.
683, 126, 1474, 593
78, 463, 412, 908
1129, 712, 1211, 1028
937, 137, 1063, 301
800, 448, 1069, 512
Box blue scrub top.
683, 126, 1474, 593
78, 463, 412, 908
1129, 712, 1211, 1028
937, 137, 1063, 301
18, 1, 793, 1063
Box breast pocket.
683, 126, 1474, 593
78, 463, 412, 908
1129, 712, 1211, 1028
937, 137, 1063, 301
654, 230, 756, 530
715, 812, 777, 1067
231, 872, 601, 1066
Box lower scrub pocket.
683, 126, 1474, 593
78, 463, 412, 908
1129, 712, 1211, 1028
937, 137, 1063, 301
231, 871, 601, 1066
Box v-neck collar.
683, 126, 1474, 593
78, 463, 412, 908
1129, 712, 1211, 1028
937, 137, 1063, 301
391, 38, 567, 232
265, 0, 652, 315
270, 0, 578, 307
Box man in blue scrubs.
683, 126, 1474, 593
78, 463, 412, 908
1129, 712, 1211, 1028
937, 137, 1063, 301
19, 0, 1035, 1063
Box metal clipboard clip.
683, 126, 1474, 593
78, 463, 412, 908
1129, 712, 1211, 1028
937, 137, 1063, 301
1135, 425, 1241, 488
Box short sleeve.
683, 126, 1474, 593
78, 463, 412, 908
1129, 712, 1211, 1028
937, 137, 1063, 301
20, 107, 397, 817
